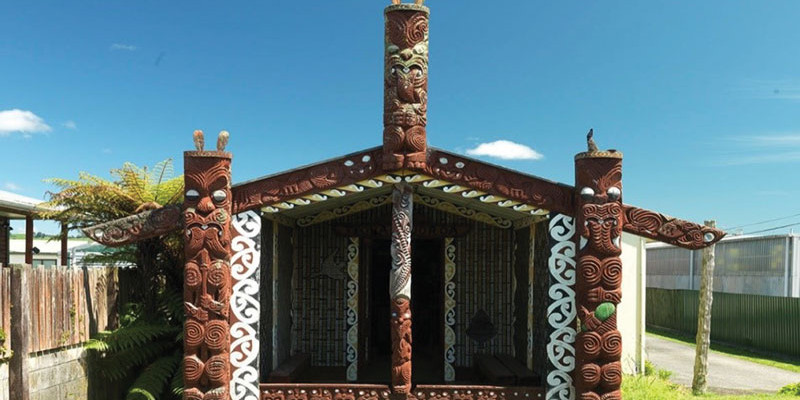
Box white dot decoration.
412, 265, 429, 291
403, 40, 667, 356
362, 155, 371, 162
344, 160, 355, 167
439, 157, 448, 164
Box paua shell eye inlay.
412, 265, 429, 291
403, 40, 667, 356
186, 189, 200, 201
580, 187, 595, 200
212, 190, 227, 203
606, 186, 621, 201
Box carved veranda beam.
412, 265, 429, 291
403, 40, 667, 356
418, 149, 576, 216
622, 204, 725, 249
383, 3, 429, 170
183, 131, 234, 400
573, 141, 624, 400
230, 147, 383, 214
390, 183, 413, 394
81, 205, 182, 246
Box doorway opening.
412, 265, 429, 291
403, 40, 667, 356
362, 239, 444, 383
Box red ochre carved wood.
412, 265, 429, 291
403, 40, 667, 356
417, 149, 576, 215
81, 205, 182, 246
574, 150, 624, 400
231, 147, 383, 215
622, 204, 725, 249
390, 183, 413, 393
383, 4, 429, 170
259, 384, 543, 400
183, 146, 234, 400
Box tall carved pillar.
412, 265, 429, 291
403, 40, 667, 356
183, 130, 233, 400
390, 183, 413, 394
383, 3, 429, 170
574, 137, 624, 400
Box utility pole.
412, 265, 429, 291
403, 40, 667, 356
692, 220, 716, 394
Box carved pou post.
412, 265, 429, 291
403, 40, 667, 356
383, 3, 429, 170
183, 130, 233, 400
390, 183, 413, 394
574, 131, 624, 400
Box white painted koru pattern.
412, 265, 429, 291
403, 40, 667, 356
546, 213, 577, 400
443, 237, 456, 381
346, 237, 359, 381
230, 210, 262, 400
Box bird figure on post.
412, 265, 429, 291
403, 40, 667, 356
193, 130, 204, 151
587, 128, 598, 152
391, 0, 425, 4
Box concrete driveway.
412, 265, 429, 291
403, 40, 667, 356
645, 334, 800, 394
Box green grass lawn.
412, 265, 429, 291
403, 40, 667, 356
647, 328, 800, 374
622, 373, 799, 400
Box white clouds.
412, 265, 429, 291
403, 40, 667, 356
0, 109, 52, 136
3, 182, 20, 191
721, 133, 800, 165
110, 43, 137, 51
62, 120, 77, 130
466, 140, 543, 160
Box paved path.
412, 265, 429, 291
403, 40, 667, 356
645, 334, 800, 394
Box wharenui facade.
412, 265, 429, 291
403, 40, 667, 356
85, 2, 724, 400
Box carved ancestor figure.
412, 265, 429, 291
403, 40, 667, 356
383, 3, 429, 170
389, 184, 413, 393
183, 130, 234, 400
574, 134, 624, 400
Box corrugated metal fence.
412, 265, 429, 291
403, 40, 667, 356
647, 288, 800, 357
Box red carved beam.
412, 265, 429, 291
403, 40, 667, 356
622, 204, 725, 249
81, 205, 182, 247
573, 146, 624, 400
183, 131, 234, 400
417, 148, 576, 215
231, 147, 383, 214
383, 3, 429, 170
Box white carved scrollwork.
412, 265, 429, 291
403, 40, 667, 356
546, 214, 577, 400
346, 237, 359, 381
230, 210, 261, 400
443, 237, 456, 382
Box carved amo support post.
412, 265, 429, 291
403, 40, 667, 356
574, 139, 624, 400
183, 130, 234, 400
390, 183, 413, 394
383, 3, 429, 170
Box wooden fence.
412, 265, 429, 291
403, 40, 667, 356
646, 288, 800, 358
0, 265, 119, 356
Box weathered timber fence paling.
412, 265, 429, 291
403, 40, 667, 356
0, 265, 118, 355
646, 288, 800, 358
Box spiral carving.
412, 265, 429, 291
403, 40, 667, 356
578, 331, 602, 360
580, 363, 602, 389
600, 362, 622, 389
207, 260, 228, 290
185, 320, 204, 349
601, 331, 622, 359
205, 320, 228, 351
601, 259, 622, 289
183, 388, 204, 400
205, 354, 230, 385
599, 390, 622, 400
184, 355, 204, 385
580, 256, 602, 287
185, 262, 202, 288
579, 392, 601, 400
405, 13, 428, 46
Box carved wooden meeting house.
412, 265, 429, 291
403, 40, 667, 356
84, 2, 724, 400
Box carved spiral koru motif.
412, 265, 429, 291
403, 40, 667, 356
545, 213, 577, 400
346, 237, 360, 382
443, 237, 457, 381
230, 210, 261, 400
183, 148, 233, 398
622, 205, 725, 249
390, 297, 413, 394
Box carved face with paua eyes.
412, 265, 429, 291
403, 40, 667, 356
183, 158, 231, 260
577, 159, 623, 257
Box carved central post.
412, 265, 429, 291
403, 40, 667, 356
390, 183, 413, 393
574, 136, 624, 400
383, 3, 429, 170
183, 131, 233, 400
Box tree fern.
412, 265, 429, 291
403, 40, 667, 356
126, 350, 181, 400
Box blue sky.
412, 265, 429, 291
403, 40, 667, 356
2, 1, 800, 236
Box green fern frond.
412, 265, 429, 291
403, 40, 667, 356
126, 350, 181, 400
169, 357, 184, 397
91, 323, 177, 354
94, 340, 175, 381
